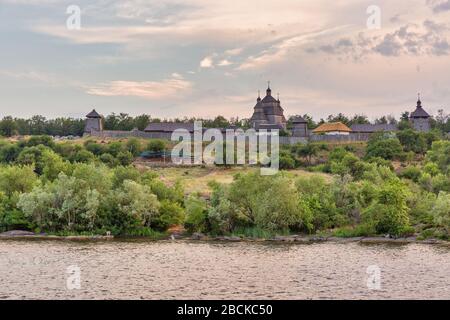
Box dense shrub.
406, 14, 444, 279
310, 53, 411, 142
184, 194, 208, 233
117, 151, 134, 166
279, 151, 296, 169
426, 140, 450, 173
432, 192, 450, 235
397, 129, 428, 154
126, 138, 142, 156
0, 143, 20, 163
366, 134, 403, 160
399, 166, 422, 182
362, 179, 411, 236
152, 200, 185, 230
147, 139, 166, 153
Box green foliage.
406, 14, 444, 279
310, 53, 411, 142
107, 141, 124, 157
184, 194, 208, 233
0, 127, 449, 239
0, 143, 20, 163
72, 163, 113, 195
114, 180, 160, 228
279, 151, 296, 169
0, 165, 37, 196
147, 139, 166, 153
426, 140, 450, 174
152, 200, 185, 230
399, 166, 422, 182
432, 192, 450, 234
117, 151, 134, 166
253, 175, 311, 231
41, 149, 71, 181
0, 117, 84, 137
210, 173, 315, 233
366, 157, 394, 170
26, 135, 55, 149
362, 179, 411, 236
17, 173, 101, 231
333, 224, 376, 237
296, 143, 326, 165
366, 133, 403, 160
208, 184, 236, 234
99, 153, 118, 167
296, 175, 343, 231
17, 145, 50, 174
149, 180, 184, 204
111, 166, 139, 187
407, 185, 436, 226
231, 226, 286, 239
0, 116, 18, 137
126, 138, 142, 156
397, 129, 428, 154
84, 140, 106, 155
72, 149, 96, 163
330, 153, 367, 180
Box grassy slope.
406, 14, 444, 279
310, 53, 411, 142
152, 166, 332, 196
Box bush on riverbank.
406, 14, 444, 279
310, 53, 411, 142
0, 161, 185, 235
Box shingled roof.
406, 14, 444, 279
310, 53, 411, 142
313, 122, 352, 134
410, 99, 431, 118
351, 123, 397, 133
292, 116, 308, 124
86, 109, 102, 118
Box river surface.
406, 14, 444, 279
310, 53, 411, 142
0, 240, 449, 300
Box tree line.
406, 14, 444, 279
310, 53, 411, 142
1, 109, 449, 137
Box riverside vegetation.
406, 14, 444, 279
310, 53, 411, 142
0, 129, 449, 240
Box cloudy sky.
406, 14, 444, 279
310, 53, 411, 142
1, 0, 450, 120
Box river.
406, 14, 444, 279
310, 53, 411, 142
0, 240, 449, 300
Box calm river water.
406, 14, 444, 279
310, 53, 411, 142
0, 240, 449, 300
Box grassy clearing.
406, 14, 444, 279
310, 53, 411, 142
150, 166, 333, 195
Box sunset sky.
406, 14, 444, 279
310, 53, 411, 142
1, 0, 450, 120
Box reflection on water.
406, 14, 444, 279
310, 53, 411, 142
0, 240, 449, 299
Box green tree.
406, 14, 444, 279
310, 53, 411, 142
115, 180, 160, 228
153, 200, 185, 230
0, 116, 18, 137
147, 139, 166, 153
0, 143, 20, 163
72, 150, 96, 163
0, 165, 37, 196
84, 141, 106, 156
184, 194, 208, 233
397, 129, 428, 154
296, 143, 325, 165
362, 179, 411, 236
426, 140, 450, 173
366, 133, 403, 160
432, 192, 450, 234
41, 149, 71, 181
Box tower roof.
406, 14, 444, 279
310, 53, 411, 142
250, 110, 268, 121
410, 95, 431, 118
86, 109, 102, 118
261, 81, 280, 103
292, 116, 308, 124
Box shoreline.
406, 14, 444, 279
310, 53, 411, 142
0, 231, 448, 246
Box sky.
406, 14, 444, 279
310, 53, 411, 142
1, 0, 450, 121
